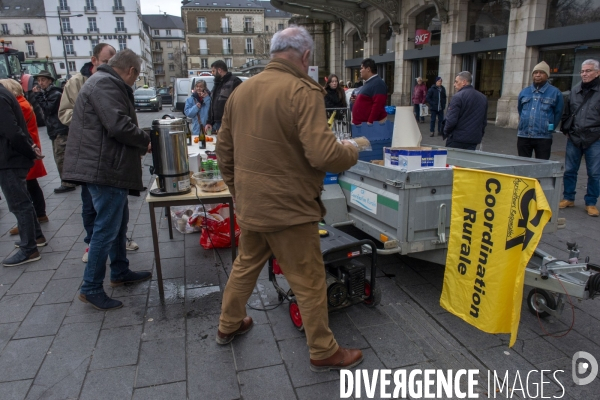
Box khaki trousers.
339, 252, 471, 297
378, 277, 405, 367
219, 222, 339, 360
52, 135, 75, 187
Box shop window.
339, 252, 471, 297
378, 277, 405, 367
539, 44, 600, 92
352, 32, 363, 59
414, 7, 441, 47
378, 22, 394, 54
467, 0, 510, 40
546, 0, 600, 29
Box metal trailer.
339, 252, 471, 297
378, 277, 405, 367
321, 148, 600, 317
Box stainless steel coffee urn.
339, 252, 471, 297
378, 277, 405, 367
149, 115, 191, 196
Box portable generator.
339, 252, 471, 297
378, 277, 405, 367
268, 224, 381, 331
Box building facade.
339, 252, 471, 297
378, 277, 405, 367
182, 0, 291, 75
273, 0, 600, 127
0, 0, 52, 63
142, 14, 186, 88
42, 0, 152, 83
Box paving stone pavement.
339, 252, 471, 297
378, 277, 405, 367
0, 109, 598, 400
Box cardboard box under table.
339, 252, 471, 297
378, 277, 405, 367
145, 179, 235, 299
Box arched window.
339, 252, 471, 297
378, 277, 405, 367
379, 22, 394, 54
415, 7, 441, 46
467, 0, 511, 40
352, 32, 363, 59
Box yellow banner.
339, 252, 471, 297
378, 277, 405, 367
440, 168, 551, 347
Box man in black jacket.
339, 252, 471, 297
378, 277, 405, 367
205, 60, 242, 133
62, 49, 152, 310
443, 71, 488, 150
560, 59, 600, 217
426, 77, 447, 137
0, 83, 46, 267
33, 70, 75, 193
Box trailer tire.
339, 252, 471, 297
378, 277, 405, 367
364, 280, 381, 308
527, 289, 556, 319
289, 299, 304, 332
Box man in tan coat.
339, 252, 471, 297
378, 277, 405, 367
216, 26, 363, 372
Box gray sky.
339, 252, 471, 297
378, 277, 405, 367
140, 0, 183, 17
139, 0, 272, 17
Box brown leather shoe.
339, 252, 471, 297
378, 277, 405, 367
585, 205, 599, 217
216, 316, 253, 345
559, 199, 574, 209
310, 347, 364, 372
9, 216, 49, 235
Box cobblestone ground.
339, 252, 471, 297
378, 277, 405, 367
0, 109, 598, 399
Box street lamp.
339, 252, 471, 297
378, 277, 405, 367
42, 11, 83, 80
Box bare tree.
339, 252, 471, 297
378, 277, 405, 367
255, 31, 274, 60
171, 47, 188, 78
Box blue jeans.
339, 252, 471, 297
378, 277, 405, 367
81, 184, 130, 295
80, 184, 97, 245
430, 109, 444, 133
0, 168, 43, 255
563, 138, 600, 206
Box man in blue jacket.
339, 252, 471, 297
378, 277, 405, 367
443, 72, 487, 150
426, 77, 447, 137
517, 61, 564, 160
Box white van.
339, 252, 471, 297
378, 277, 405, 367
172, 78, 190, 112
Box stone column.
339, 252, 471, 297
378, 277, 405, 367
329, 22, 342, 77
496, 0, 547, 128
290, 17, 330, 82
440, 0, 469, 97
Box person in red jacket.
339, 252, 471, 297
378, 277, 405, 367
0, 79, 48, 236
412, 77, 427, 123
351, 58, 387, 125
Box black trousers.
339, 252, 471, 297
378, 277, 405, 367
445, 139, 478, 150
517, 137, 553, 160
27, 178, 46, 218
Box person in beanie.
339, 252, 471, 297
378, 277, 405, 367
33, 70, 75, 193
517, 61, 564, 159
426, 77, 447, 137
559, 59, 600, 217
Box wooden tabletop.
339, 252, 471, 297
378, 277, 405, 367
145, 178, 231, 203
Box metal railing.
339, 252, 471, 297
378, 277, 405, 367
152, 47, 163, 52
58, 6, 70, 13
87, 27, 99, 33
84, 6, 97, 13
26, 52, 38, 58
199, 49, 209, 55
115, 27, 127, 33
244, 27, 254, 33
24, 29, 33, 34
66, 50, 77, 56
112, 6, 125, 12
1, 29, 9, 35
223, 48, 232, 55
63, 28, 73, 33
197, 27, 207, 33
221, 27, 231, 33
245, 49, 254, 55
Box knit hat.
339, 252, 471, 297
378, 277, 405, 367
435, 77, 442, 83
532, 61, 550, 77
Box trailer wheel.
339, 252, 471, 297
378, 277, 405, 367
364, 280, 381, 308
527, 289, 556, 319
289, 299, 304, 332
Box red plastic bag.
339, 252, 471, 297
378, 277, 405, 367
199, 204, 240, 249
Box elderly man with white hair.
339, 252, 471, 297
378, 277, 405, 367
215, 26, 363, 372
62, 49, 152, 310
560, 59, 600, 217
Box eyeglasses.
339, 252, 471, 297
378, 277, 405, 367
580, 69, 596, 74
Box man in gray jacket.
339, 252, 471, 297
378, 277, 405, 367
63, 49, 152, 310
560, 59, 600, 217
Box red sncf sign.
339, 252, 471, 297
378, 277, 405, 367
415, 29, 431, 46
